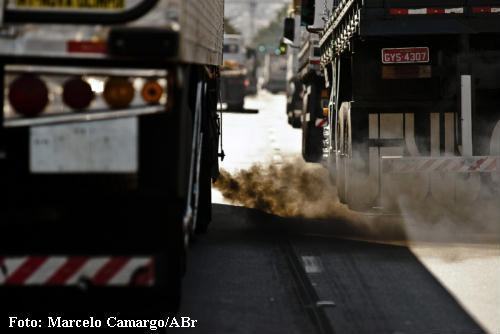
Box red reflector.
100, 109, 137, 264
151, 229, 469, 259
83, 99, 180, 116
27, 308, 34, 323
472, 6, 490, 13
67, 41, 107, 54
63, 77, 94, 110
389, 8, 408, 15
8, 74, 49, 117
427, 8, 444, 14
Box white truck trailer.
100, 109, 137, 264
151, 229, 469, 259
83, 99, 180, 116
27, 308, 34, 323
0, 0, 224, 313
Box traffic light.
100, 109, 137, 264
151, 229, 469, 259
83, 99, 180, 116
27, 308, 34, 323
278, 41, 287, 55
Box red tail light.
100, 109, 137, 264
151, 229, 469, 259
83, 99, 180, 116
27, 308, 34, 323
8, 74, 49, 117
63, 77, 94, 110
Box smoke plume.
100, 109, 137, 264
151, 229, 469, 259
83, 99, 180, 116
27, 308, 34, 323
213, 158, 406, 242
214, 157, 499, 244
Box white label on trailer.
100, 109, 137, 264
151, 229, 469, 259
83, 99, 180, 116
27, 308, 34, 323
30, 118, 138, 173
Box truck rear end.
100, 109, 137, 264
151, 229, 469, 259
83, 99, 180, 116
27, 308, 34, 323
263, 53, 287, 94
320, 0, 500, 211
0, 0, 223, 313
221, 34, 247, 110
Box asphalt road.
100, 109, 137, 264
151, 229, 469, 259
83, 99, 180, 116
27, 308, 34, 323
210, 91, 499, 333
174, 204, 483, 334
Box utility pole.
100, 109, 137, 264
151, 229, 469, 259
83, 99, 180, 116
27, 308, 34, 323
249, 0, 257, 41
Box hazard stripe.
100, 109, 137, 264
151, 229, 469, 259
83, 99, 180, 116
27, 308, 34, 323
108, 258, 150, 285
472, 6, 500, 13
390, 7, 463, 15
382, 157, 499, 173
469, 158, 487, 171
46, 257, 88, 285
25, 257, 67, 285
5, 257, 48, 285
0, 258, 26, 284
0, 256, 154, 286
92, 257, 129, 285
417, 159, 435, 172
66, 257, 110, 286
131, 261, 154, 286
485, 159, 497, 171
434, 159, 453, 172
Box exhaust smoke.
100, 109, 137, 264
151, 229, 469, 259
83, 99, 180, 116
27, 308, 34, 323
213, 158, 406, 242
214, 157, 499, 244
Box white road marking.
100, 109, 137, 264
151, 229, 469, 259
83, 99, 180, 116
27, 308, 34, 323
301, 256, 323, 274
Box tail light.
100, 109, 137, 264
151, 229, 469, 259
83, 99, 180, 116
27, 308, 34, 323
103, 77, 135, 109
4, 66, 170, 126
244, 79, 250, 88
141, 80, 163, 104
63, 77, 94, 110
8, 74, 48, 117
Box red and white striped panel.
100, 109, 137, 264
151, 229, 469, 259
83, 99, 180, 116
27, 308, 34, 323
389, 7, 464, 15
472, 7, 500, 13
315, 118, 328, 128
0, 256, 154, 287
382, 156, 499, 174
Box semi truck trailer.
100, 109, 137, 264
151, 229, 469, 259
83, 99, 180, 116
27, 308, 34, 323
317, 0, 500, 211
0, 0, 224, 313
284, 0, 333, 162
283, 2, 303, 129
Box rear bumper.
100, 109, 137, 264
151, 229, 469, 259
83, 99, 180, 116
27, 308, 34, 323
220, 75, 245, 105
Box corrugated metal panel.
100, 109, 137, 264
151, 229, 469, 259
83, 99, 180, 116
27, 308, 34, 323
179, 0, 224, 66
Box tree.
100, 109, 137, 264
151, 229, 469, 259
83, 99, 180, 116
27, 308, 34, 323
251, 5, 288, 50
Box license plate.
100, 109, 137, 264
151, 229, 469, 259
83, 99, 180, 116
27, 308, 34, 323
14, 0, 124, 10
382, 47, 430, 64
30, 118, 137, 173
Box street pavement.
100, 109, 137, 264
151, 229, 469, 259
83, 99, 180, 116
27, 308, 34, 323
175, 90, 497, 333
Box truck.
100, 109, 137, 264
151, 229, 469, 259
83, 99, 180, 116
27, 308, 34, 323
262, 53, 287, 94
221, 34, 247, 110
245, 47, 259, 96
315, 0, 500, 211
284, 0, 333, 162
0, 0, 224, 313
283, 2, 304, 129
